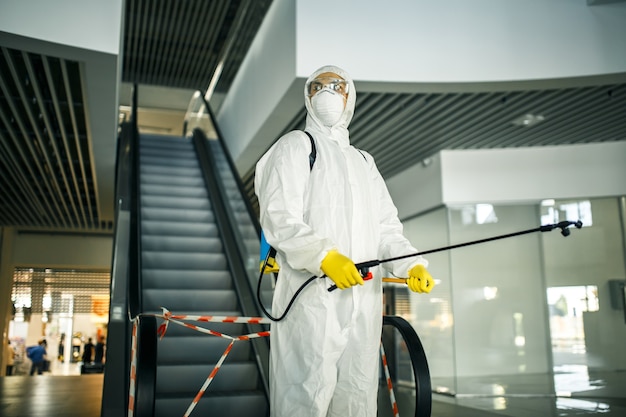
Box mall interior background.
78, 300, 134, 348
0, 1, 625, 414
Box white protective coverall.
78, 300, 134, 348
254, 65, 428, 417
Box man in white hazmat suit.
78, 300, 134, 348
254, 65, 435, 417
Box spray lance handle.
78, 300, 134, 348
327, 260, 380, 292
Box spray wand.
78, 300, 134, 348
327, 220, 583, 292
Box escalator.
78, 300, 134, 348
134, 133, 269, 417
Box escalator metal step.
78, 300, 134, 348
158, 336, 252, 364
141, 184, 207, 198
142, 269, 232, 290
156, 363, 260, 394
141, 173, 205, 187
154, 392, 267, 417
142, 251, 227, 270
140, 164, 200, 177
142, 235, 222, 252
141, 207, 215, 224
141, 195, 211, 210
142, 288, 239, 312
142, 220, 219, 237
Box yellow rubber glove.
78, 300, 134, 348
321, 250, 364, 290
407, 264, 435, 293
259, 257, 280, 274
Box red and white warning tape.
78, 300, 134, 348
129, 308, 400, 417
127, 320, 138, 417
380, 341, 400, 417
127, 308, 271, 417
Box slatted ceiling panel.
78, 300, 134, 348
0, 46, 103, 231
241, 82, 626, 214
354, 84, 626, 178
121, 0, 272, 92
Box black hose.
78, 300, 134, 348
256, 250, 319, 322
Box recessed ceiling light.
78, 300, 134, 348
512, 113, 545, 127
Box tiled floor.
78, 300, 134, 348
0, 370, 624, 416
430, 370, 626, 417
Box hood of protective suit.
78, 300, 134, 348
304, 65, 357, 147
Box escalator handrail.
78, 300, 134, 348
128, 83, 143, 319
133, 315, 157, 417
101, 122, 134, 417
383, 315, 432, 417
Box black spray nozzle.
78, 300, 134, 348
540, 220, 583, 236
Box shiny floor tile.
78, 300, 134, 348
1, 370, 625, 417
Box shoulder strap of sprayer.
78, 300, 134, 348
304, 131, 316, 170
303, 130, 367, 165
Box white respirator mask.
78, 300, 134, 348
311, 90, 345, 127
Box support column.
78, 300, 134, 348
0, 227, 17, 376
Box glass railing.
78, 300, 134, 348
184, 91, 274, 314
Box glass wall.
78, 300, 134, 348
398, 196, 626, 398
541, 197, 626, 394
399, 207, 455, 393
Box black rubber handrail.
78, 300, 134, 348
101, 121, 134, 417
133, 315, 157, 417
128, 83, 143, 319
382, 315, 432, 417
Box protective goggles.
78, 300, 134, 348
306, 77, 349, 97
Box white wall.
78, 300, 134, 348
0, 0, 123, 54
296, 0, 626, 84
387, 154, 443, 219
389, 141, 626, 219
441, 142, 626, 205
215, 0, 302, 173
12, 233, 112, 269
219, 0, 626, 176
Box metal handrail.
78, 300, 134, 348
382, 315, 432, 417
128, 83, 142, 319
133, 316, 157, 417
101, 122, 133, 417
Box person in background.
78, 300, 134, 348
26, 339, 47, 376
5, 340, 15, 376
255, 65, 435, 417
82, 337, 94, 364
58, 333, 65, 362
94, 337, 105, 364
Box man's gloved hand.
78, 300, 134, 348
321, 250, 364, 290
407, 264, 435, 293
